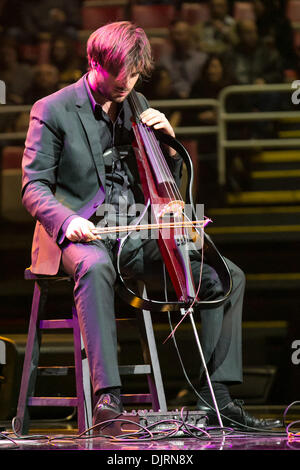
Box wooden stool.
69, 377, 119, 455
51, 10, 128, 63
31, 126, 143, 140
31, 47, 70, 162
13, 269, 167, 435
13, 269, 92, 435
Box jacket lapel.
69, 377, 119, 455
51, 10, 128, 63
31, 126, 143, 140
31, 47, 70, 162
74, 77, 106, 189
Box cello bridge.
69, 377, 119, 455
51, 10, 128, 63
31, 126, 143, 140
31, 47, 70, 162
158, 200, 184, 218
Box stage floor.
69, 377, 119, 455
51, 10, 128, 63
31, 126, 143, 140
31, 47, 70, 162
1, 405, 300, 456
0, 429, 299, 452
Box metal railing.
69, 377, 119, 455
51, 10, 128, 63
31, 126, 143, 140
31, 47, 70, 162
0, 105, 31, 142
149, 98, 219, 137
218, 83, 300, 185
0, 100, 219, 141
1, 86, 300, 188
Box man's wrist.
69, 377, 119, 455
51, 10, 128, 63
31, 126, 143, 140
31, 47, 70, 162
168, 150, 181, 160
169, 150, 179, 158
57, 214, 78, 245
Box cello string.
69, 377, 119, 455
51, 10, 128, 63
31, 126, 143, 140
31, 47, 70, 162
130, 90, 178, 202
139, 120, 182, 203
129, 87, 181, 199
129, 89, 207, 308
163, 224, 205, 345
137, 122, 185, 243
150, 128, 183, 201
130, 89, 188, 248
138, 91, 183, 202
130, 91, 169, 190
139, 123, 173, 194
131, 89, 193, 250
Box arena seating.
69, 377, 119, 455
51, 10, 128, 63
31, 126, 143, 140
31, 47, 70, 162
131, 4, 176, 29
81, 3, 126, 30
286, 0, 300, 23
180, 3, 210, 25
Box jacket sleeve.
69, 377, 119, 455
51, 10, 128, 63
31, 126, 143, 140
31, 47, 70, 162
22, 99, 77, 243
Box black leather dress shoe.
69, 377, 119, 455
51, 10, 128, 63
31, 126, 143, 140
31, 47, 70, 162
92, 393, 123, 432
197, 399, 282, 430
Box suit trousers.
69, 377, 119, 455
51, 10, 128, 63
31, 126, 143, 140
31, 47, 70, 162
60, 235, 245, 395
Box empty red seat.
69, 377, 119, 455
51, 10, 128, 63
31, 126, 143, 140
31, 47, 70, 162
131, 4, 176, 29
81, 5, 126, 30
2, 146, 23, 170
1, 146, 27, 220
181, 2, 211, 25
294, 29, 300, 48
18, 44, 39, 64
286, 0, 300, 22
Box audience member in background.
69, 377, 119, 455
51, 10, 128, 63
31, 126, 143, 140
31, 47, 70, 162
188, 54, 237, 205
137, 65, 181, 128
193, 0, 239, 55
191, 54, 234, 117
0, 110, 30, 159
49, 35, 84, 86
1, 111, 30, 141
226, 18, 283, 127
190, 53, 235, 144
226, 19, 284, 187
25, 64, 60, 104
0, 39, 34, 105
13, 112, 31, 134
20, 0, 81, 42
252, 0, 296, 73
227, 19, 283, 86
158, 20, 207, 99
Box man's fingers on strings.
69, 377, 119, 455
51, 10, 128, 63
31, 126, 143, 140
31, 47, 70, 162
141, 111, 165, 125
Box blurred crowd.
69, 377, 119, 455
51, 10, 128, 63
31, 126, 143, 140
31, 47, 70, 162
0, 0, 299, 204
0, 1, 299, 106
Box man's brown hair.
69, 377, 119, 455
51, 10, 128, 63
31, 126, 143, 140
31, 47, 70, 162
87, 21, 153, 80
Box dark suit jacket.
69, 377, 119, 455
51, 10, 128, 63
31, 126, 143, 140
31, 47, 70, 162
22, 76, 182, 275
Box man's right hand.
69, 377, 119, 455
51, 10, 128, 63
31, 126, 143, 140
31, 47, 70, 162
65, 216, 99, 242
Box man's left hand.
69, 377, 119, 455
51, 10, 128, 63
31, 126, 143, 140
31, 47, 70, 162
140, 108, 177, 157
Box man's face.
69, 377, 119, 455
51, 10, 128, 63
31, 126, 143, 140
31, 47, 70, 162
207, 58, 223, 83
170, 22, 191, 49
240, 21, 258, 49
93, 64, 140, 102
35, 65, 59, 89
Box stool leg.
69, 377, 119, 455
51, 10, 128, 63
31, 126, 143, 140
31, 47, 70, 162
138, 283, 167, 412
143, 309, 167, 412
81, 334, 93, 431
136, 307, 167, 412
72, 306, 92, 433
13, 281, 48, 435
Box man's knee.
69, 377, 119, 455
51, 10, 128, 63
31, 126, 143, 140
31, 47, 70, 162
229, 262, 246, 290
75, 248, 116, 284
199, 264, 225, 301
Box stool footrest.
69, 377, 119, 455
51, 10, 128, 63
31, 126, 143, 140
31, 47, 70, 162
39, 319, 74, 329
119, 364, 151, 375
37, 366, 75, 376
121, 394, 152, 404
27, 397, 78, 407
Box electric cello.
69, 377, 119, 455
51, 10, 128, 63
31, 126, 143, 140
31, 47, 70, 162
109, 89, 233, 313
